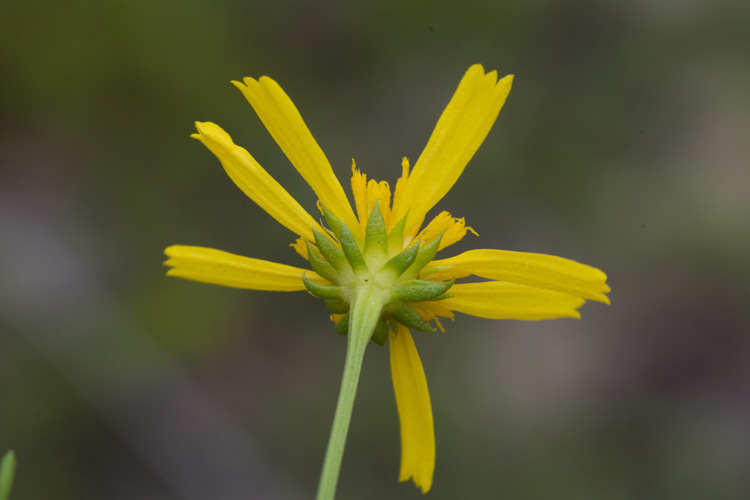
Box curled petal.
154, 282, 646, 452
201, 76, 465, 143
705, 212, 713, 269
431, 249, 610, 304
233, 76, 359, 231
443, 281, 585, 320
390, 324, 435, 493
417, 211, 477, 250
350, 161, 369, 235
164, 245, 326, 291
348, 162, 392, 239
290, 238, 308, 259
367, 179, 392, 226
389, 157, 411, 231
395, 65, 513, 236
412, 301, 455, 323
192, 122, 322, 241
330, 313, 346, 325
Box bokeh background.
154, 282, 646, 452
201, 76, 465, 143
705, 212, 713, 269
2, 0, 749, 499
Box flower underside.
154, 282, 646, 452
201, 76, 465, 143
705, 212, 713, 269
302, 161, 476, 345
163, 64, 610, 496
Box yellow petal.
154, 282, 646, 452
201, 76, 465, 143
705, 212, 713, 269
192, 122, 322, 241
164, 245, 326, 291
442, 281, 585, 320
395, 65, 513, 237
233, 76, 358, 231
389, 324, 435, 493
431, 249, 610, 304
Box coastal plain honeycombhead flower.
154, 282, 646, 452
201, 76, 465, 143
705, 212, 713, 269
164, 64, 609, 496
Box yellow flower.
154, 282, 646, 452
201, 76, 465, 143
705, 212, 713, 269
164, 65, 609, 494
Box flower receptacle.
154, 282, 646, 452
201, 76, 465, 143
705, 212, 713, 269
302, 206, 454, 344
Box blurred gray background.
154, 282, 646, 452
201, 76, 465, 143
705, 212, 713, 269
1, 0, 749, 499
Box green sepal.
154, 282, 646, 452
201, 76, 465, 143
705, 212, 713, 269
325, 299, 350, 314
0, 450, 16, 500
379, 241, 420, 279
320, 204, 342, 239
370, 317, 389, 346
387, 213, 408, 255
306, 242, 338, 283
339, 223, 367, 273
390, 278, 454, 303
302, 274, 344, 300
389, 303, 434, 332
364, 202, 388, 260
407, 233, 443, 276
334, 313, 349, 336
313, 229, 348, 272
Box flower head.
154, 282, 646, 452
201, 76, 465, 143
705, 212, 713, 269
165, 65, 609, 494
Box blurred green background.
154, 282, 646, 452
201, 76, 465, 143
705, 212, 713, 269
1, 0, 749, 499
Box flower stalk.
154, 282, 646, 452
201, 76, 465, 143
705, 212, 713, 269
316, 285, 387, 500
0, 450, 16, 500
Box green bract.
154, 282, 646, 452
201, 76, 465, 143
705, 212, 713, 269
303, 205, 452, 344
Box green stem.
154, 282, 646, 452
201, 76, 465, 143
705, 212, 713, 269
316, 285, 385, 500
0, 450, 16, 500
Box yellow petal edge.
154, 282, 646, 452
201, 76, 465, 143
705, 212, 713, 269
443, 281, 586, 320
431, 248, 610, 304
192, 121, 323, 241
390, 324, 435, 493
396, 64, 514, 237
164, 245, 326, 291
233, 76, 359, 232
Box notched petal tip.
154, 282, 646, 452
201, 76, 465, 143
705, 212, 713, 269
193, 120, 210, 132
163, 244, 180, 257
466, 63, 486, 77
191, 121, 230, 145
498, 73, 515, 87
230, 82, 244, 95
